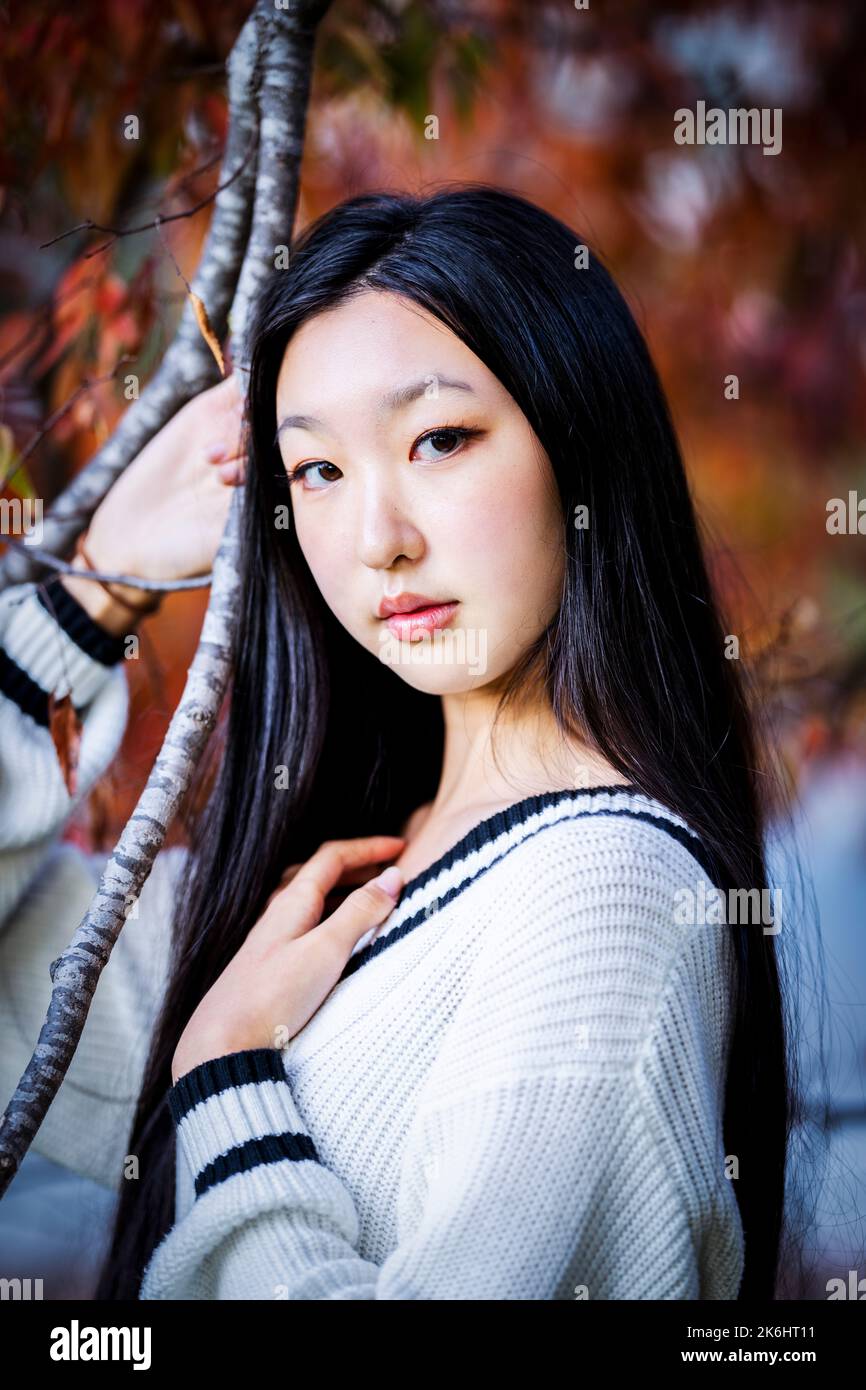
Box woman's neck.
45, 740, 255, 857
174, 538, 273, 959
426, 687, 629, 828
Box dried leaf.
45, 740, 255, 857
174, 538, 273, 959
189, 291, 225, 374
0, 424, 36, 499
47, 691, 82, 797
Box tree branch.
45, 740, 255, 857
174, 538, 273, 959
0, 0, 335, 1197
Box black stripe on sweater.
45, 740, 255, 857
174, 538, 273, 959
37, 578, 128, 666
0, 647, 93, 730
0, 648, 51, 727
194, 1131, 319, 1199
169, 1047, 293, 1125
339, 802, 728, 982
169, 1049, 320, 1199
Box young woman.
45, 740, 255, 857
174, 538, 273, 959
0, 185, 799, 1301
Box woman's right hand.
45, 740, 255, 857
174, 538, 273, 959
61, 373, 246, 634
83, 371, 246, 584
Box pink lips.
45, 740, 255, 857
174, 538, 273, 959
384, 601, 459, 640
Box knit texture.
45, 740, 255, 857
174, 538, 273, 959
0, 579, 745, 1300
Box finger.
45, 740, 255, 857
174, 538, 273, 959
263, 862, 302, 910
334, 859, 401, 886
258, 837, 405, 945
321, 866, 390, 911
213, 370, 242, 402
197, 449, 244, 488
319, 865, 404, 956
331, 855, 405, 908
222, 369, 243, 399
269, 855, 395, 915
290, 836, 406, 906
221, 380, 245, 420
217, 459, 245, 485
205, 436, 245, 463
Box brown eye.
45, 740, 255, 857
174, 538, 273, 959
289, 461, 342, 489
412, 426, 481, 461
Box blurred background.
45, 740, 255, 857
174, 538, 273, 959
0, 0, 864, 1299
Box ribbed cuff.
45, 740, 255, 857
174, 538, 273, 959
1, 584, 125, 716
169, 1048, 320, 1201
37, 577, 129, 666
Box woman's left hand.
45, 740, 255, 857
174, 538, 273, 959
171, 836, 406, 1084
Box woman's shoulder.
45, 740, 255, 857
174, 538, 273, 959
490, 782, 726, 925
450, 788, 736, 1077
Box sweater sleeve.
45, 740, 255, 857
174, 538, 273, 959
0, 576, 179, 1193
139, 822, 745, 1300
0, 577, 129, 931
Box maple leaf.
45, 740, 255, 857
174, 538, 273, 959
47, 691, 82, 797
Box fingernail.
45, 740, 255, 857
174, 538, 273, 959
374, 866, 403, 899
207, 444, 227, 461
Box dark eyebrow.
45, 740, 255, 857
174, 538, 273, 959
274, 375, 476, 445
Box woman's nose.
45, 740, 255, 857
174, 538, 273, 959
355, 487, 424, 571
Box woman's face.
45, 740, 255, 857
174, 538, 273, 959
274, 289, 564, 694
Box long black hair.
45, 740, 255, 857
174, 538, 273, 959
95, 183, 813, 1300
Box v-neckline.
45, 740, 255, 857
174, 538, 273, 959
393, 781, 644, 905
338, 782, 719, 983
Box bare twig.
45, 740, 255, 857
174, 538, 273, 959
0, 358, 138, 491
0, 536, 213, 592
0, 275, 100, 375
39, 128, 257, 260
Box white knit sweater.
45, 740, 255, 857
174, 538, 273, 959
0, 578, 745, 1300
